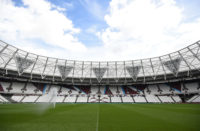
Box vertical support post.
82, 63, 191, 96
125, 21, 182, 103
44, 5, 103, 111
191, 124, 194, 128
107, 62, 109, 85
131, 60, 135, 81
52, 59, 58, 81
17, 52, 29, 75
150, 58, 155, 79
140, 60, 145, 83
115, 61, 118, 83
178, 51, 191, 76
30, 55, 38, 79
99, 62, 101, 84
123, 61, 127, 84
81, 61, 84, 82
168, 54, 178, 76
0, 44, 8, 67
90, 62, 93, 85
159, 57, 166, 80
63, 60, 68, 81
42, 57, 49, 78
72, 61, 76, 84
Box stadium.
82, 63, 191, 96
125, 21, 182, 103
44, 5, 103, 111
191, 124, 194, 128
0, 39, 200, 130
0, 0, 200, 131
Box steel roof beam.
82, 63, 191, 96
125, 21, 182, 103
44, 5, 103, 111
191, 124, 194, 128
159, 57, 166, 80
0, 44, 8, 54
52, 59, 58, 81
3, 49, 18, 69
178, 51, 191, 76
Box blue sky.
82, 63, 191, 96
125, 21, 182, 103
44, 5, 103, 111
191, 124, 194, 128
0, 0, 200, 61
47, 0, 110, 47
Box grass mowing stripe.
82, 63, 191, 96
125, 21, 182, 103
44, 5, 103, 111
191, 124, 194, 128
99, 104, 200, 131
96, 104, 99, 131
0, 104, 199, 131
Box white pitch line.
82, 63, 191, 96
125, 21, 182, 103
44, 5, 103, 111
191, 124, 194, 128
96, 105, 99, 131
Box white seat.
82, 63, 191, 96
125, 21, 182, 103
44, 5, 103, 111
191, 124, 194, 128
133, 96, 146, 103
100, 95, 110, 103
64, 95, 77, 103
146, 95, 160, 103
76, 96, 88, 103
88, 95, 99, 103
22, 96, 38, 102
122, 95, 133, 102
111, 96, 121, 102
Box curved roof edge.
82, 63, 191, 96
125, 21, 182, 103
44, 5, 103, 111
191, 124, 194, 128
0, 39, 200, 62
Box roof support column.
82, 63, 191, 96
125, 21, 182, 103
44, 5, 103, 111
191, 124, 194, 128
150, 58, 156, 80
41, 57, 49, 79
123, 61, 127, 84
52, 59, 58, 81
140, 60, 145, 83
90, 62, 93, 85
81, 61, 84, 82
168, 54, 178, 77
159, 57, 166, 80
72, 61, 76, 84
106, 62, 109, 85
30, 56, 39, 79
115, 61, 118, 83
178, 51, 191, 76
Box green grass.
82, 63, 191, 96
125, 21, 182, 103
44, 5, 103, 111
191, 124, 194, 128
0, 103, 200, 131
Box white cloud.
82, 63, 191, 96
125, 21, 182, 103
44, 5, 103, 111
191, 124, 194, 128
0, 0, 200, 61
97, 0, 200, 60
0, 0, 86, 54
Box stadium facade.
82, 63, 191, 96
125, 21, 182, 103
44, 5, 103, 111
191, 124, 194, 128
0, 40, 200, 103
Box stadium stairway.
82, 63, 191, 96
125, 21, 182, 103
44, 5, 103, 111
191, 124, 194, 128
109, 96, 111, 103
191, 95, 200, 102
62, 95, 67, 103
132, 96, 135, 103
120, 96, 123, 103
157, 96, 162, 103
0, 97, 4, 102
20, 95, 26, 102
98, 96, 100, 103
157, 85, 162, 94
144, 96, 148, 103
7, 82, 13, 93
34, 95, 40, 103
171, 96, 176, 103
47, 84, 52, 93
58, 86, 62, 94
1, 94, 16, 103
75, 96, 78, 103
87, 96, 89, 103
21, 81, 28, 92
0, 94, 8, 102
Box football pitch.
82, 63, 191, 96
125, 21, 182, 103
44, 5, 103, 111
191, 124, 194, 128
0, 103, 200, 131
